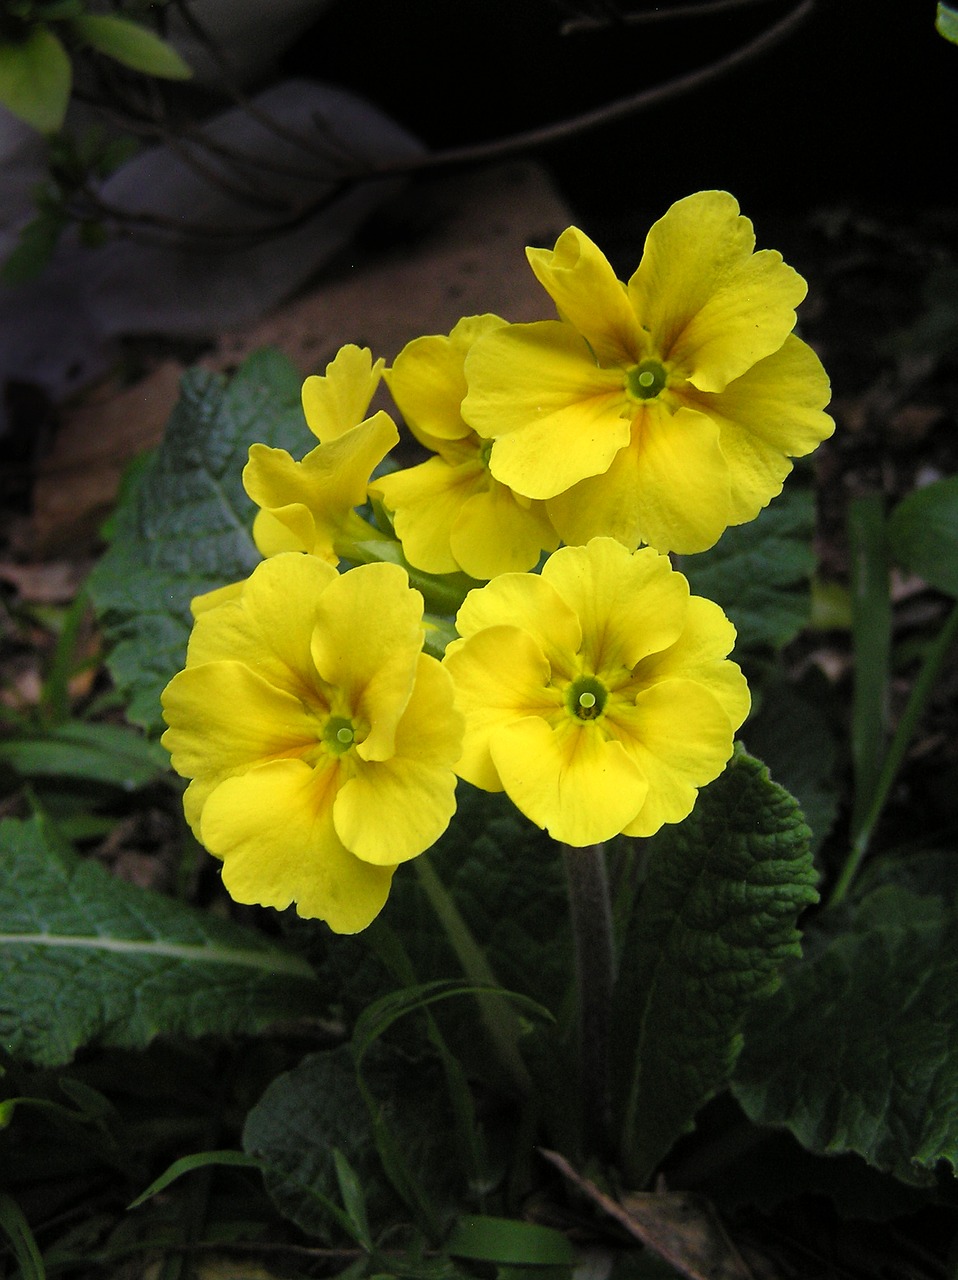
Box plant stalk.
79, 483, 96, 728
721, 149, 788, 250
562, 842, 616, 1155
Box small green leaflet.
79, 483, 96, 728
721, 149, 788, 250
937, 2, 958, 44
732, 863, 958, 1185
87, 349, 308, 736
612, 749, 818, 1186
0, 815, 320, 1066
0, 24, 71, 133
887, 475, 958, 598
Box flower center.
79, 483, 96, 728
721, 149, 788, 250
323, 715, 357, 755
478, 436, 494, 469
626, 359, 668, 401
566, 674, 608, 721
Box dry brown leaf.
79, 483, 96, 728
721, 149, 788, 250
540, 1148, 755, 1280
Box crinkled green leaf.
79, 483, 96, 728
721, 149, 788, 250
887, 475, 958, 598
613, 749, 819, 1185
243, 1044, 459, 1244
0, 25, 70, 132
732, 863, 958, 1185
678, 485, 817, 650
0, 815, 320, 1066
68, 14, 191, 79
87, 349, 307, 736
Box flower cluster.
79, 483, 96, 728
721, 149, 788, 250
161, 190, 831, 932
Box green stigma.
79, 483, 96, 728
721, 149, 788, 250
478, 437, 494, 468
566, 675, 608, 721
323, 716, 356, 754
626, 359, 668, 401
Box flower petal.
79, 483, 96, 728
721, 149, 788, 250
451, 483, 559, 579
540, 540, 688, 674
184, 553, 338, 702
631, 596, 751, 731
628, 191, 806, 392
334, 656, 461, 865
443, 624, 562, 791
688, 334, 834, 524
301, 344, 385, 442
244, 412, 398, 558
309, 561, 423, 760
386, 314, 506, 445
489, 716, 648, 846
373, 455, 486, 575
202, 758, 395, 933
526, 226, 644, 364
608, 678, 737, 837
629, 402, 732, 554
454, 572, 581, 678
465, 320, 630, 499
161, 659, 319, 782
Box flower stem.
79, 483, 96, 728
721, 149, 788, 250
413, 856, 532, 1096
562, 842, 616, 1156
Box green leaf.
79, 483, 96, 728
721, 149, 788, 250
68, 14, 191, 79
732, 864, 958, 1185
128, 1149, 262, 1209
87, 349, 307, 736
0, 815, 320, 1066
887, 475, 958, 598
740, 677, 840, 855
0, 208, 66, 285
0, 25, 70, 133
446, 1215, 576, 1266
678, 485, 817, 651
937, 2, 958, 43
0, 720, 170, 788
0, 1193, 45, 1280
243, 1044, 459, 1244
613, 749, 819, 1186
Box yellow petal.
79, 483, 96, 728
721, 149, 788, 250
489, 716, 648, 846
309, 561, 423, 761
386, 314, 506, 445
686, 334, 834, 525
335, 657, 462, 865
190, 579, 245, 617
301, 344, 385, 442
628, 191, 807, 392
631, 596, 751, 731
544, 424, 646, 550
244, 412, 398, 557
185, 553, 338, 703
451, 482, 559, 579
526, 226, 644, 364
454, 572, 581, 678
161, 659, 318, 782
202, 758, 396, 933
628, 402, 732, 554
251, 507, 316, 558
373, 455, 485, 575
464, 320, 630, 499
541, 540, 688, 673
442, 624, 562, 792
609, 679, 737, 837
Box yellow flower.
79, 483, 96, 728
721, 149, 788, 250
161, 553, 463, 934
442, 538, 749, 846
462, 192, 834, 554
371, 315, 559, 580
242, 344, 397, 563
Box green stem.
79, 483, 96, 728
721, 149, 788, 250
829, 599, 958, 907
562, 842, 615, 1155
337, 532, 476, 619
413, 856, 531, 1096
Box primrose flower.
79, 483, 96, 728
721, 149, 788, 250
161, 553, 463, 934
462, 191, 834, 555
243, 344, 396, 562
442, 537, 749, 846
371, 315, 560, 580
